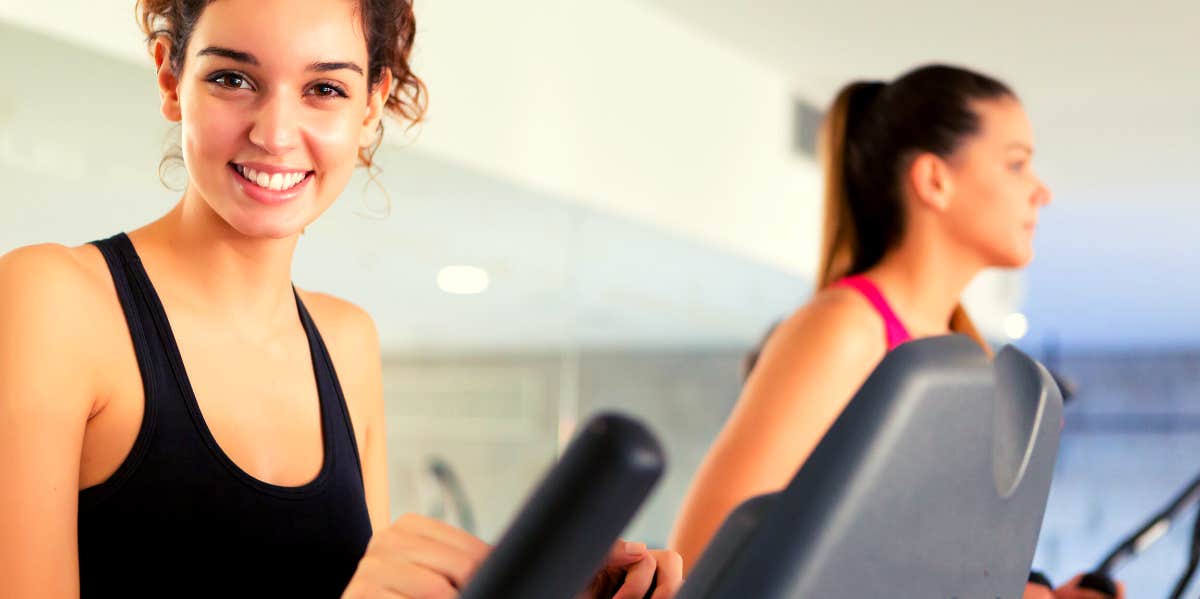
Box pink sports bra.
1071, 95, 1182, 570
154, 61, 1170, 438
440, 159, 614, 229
836, 275, 913, 351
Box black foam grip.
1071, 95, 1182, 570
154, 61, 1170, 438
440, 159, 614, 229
1078, 572, 1118, 597
1027, 570, 1054, 588
458, 413, 665, 599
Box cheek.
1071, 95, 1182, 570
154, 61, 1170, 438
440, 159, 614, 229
304, 110, 365, 191
180, 95, 247, 168
970, 178, 1034, 264
949, 179, 1012, 245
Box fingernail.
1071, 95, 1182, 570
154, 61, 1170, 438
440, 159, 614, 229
624, 541, 646, 555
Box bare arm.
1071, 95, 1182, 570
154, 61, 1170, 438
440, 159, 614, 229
0, 245, 102, 598
668, 291, 887, 572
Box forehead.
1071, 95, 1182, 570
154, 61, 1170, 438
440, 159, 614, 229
189, 0, 367, 67
970, 97, 1035, 148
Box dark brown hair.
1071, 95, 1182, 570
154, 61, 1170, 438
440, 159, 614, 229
136, 0, 426, 181
817, 64, 1014, 345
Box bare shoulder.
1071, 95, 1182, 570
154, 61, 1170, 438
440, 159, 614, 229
765, 285, 888, 367
0, 243, 114, 327
0, 242, 117, 413
294, 290, 380, 354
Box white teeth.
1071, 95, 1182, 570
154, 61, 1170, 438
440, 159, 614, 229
236, 165, 307, 191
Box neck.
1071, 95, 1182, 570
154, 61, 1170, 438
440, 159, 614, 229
863, 225, 984, 338
130, 190, 301, 337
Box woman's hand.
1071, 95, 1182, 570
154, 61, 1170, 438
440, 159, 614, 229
341, 516, 683, 599
1053, 574, 1126, 599
1023, 574, 1126, 599
341, 513, 491, 599
578, 541, 684, 599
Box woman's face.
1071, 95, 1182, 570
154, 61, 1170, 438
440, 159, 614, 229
942, 97, 1052, 268
159, 0, 386, 239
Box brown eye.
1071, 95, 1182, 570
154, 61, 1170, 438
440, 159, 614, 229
208, 72, 253, 90
309, 83, 348, 99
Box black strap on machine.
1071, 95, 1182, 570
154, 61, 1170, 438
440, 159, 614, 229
1081, 470, 1200, 598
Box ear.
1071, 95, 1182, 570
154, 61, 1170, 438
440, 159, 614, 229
152, 38, 183, 123
906, 152, 954, 212
360, 68, 392, 148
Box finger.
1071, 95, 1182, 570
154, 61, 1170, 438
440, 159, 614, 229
602, 540, 649, 570
1021, 582, 1055, 599
1056, 574, 1119, 599
649, 550, 683, 599
1061, 574, 1084, 588
348, 555, 457, 599
388, 560, 457, 599
392, 513, 492, 558
612, 552, 657, 599
372, 527, 484, 589
1055, 588, 1116, 599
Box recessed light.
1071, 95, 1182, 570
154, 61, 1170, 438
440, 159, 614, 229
437, 265, 489, 295
1003, 313, 1029, 340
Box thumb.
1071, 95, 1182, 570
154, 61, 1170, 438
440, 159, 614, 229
602, 540, 648, 569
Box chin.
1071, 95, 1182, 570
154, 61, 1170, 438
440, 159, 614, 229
979, 242, 1032, 269
999, 247, 1035, 269
223, 213, 306, 240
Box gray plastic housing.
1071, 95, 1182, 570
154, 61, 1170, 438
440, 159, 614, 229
678, 335, 1063, 599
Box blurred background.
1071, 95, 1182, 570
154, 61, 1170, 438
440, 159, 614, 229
1, 0, 1197, 594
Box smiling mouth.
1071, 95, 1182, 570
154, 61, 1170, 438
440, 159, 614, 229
230, 163, 313, 192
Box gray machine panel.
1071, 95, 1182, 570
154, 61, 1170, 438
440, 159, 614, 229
679, 335, 1062, 599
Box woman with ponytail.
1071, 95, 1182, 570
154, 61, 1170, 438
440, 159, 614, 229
670, 64, 1117, 598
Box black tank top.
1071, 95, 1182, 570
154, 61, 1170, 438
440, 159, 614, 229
78, 233, 373, 597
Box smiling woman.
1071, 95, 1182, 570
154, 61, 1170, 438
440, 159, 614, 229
0, 1, 681, 598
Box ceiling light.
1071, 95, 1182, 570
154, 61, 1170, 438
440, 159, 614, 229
437, 265, 489, 295
1004, 313, 1029, 340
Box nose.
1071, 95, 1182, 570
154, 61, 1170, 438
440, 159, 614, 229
248, 92, 300, 155
1033, 177, 1052, 207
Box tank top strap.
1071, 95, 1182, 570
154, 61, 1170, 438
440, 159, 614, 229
835, 275, 913, 351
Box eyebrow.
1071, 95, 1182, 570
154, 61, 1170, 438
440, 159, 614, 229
309, 61, 364, 76
196, 46, 364, 76
1006, 142, 1034, 154
197, 46, 258, 65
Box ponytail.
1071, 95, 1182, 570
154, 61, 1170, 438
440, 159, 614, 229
815, 81, 884, 289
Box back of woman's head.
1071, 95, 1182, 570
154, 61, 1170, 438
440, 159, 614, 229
817, 64, 1015, 343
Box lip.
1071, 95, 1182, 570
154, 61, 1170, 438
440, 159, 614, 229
234, 161, 312, 175
229, 162, 313, 206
